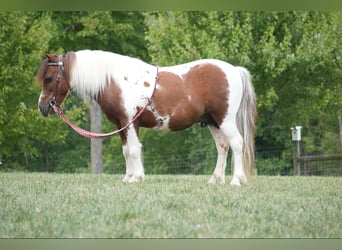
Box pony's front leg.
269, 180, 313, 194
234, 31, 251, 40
121, 126, 145, 183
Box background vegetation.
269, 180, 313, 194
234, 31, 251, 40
0, 11, 341, 174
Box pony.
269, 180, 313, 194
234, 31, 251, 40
37, 50, 257, 186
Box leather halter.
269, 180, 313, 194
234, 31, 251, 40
47, 55, 64, 82
47, 55, 64, 106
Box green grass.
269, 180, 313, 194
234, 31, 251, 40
0, 173, 341, 238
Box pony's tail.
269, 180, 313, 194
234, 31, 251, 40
235, 67, 257, 183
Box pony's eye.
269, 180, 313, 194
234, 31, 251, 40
45, 76, 53, 83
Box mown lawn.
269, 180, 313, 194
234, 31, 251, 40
0, 173, 341, 238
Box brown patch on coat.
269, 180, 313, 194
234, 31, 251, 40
144, 81, 150, 87
185, 63, 229, 127
96, 78, 129, 144
142, 63, 229, 131
138, 109, 158, 128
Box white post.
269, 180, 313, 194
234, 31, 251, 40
291, 126, 302, 176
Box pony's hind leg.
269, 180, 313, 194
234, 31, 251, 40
209, 120, 247, 186
224, 122, 247, 186
208, 126, 230, 185
121, 125, 145, 183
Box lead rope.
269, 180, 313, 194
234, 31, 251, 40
51, 67, 159, 139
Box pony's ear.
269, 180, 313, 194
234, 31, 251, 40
45, 53, 59, 62
45, 53, 53, 60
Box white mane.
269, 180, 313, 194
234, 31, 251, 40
70, 50, 152, 99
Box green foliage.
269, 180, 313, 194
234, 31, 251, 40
0, 12, 68, 169
52, 11, 149, 60
256, 158, 292, 176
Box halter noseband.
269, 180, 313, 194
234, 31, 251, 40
47, 55, 64, 106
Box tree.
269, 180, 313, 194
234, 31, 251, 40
0, 12, 69, 170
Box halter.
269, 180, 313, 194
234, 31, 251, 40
47, 55, 64, 106
47, 54, 159, 139
47, 55, 64, 81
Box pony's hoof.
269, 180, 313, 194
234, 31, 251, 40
123, 174, 145, 183
230, 175, 247, 187
122, 173, 133, 182
230, 178, 241, 187
208, 175, 225, 185
129, 175, 145, 183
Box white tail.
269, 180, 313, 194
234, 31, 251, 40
236, 67, 257, 183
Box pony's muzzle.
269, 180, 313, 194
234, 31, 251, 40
39, 103, 52, 117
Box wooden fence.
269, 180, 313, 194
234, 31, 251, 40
299, 154, 342, 176
291, 126, 342, 176
293, 141, 342, 176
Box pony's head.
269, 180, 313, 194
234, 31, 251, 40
36, 53, 72, 117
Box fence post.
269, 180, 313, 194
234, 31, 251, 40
291, 126, 302, 176
90, 99, 103, 174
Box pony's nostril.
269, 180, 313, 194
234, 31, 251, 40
38, 104, 49, 117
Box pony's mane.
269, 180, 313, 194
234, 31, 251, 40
70, 50, 150, 99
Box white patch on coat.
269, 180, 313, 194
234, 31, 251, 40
70, 50, 157, 120
38, 91, 45, 105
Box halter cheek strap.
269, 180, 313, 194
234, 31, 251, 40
47, 55, 66, 106
47, 55, 64, 83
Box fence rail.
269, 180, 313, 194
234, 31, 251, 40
297, 153, 342, 176
292, 138, 342, 176
298, 154, 342, 162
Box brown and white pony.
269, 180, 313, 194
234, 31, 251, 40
37, 50, 257, 186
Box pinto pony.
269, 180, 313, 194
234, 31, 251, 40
37, 50, 257, 186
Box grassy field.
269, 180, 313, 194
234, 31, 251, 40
0, 173, 341, 238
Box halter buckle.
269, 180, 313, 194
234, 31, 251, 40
49, 96, 56, 107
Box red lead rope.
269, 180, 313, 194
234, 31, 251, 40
52, 67, 158, 139
52, 100, 151, 139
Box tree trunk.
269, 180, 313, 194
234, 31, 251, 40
339, 116, 342, 148
90, 99, 103, 174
